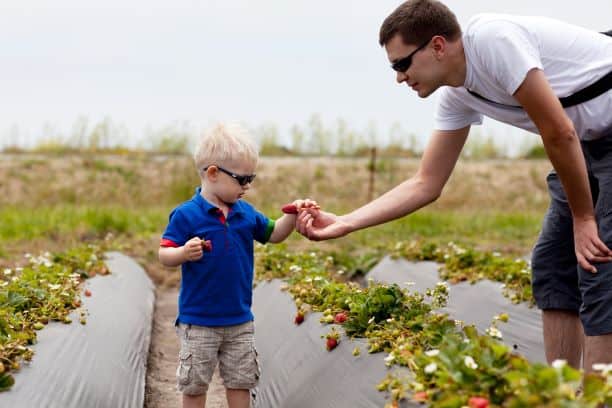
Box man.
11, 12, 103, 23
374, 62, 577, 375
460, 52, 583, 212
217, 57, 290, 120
297, 0, 612, 374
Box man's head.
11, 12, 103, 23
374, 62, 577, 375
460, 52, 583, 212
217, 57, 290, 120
379, 0, 463, 97
194, 122, 259, 203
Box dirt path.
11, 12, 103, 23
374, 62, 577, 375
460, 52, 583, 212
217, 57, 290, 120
145, 288, 228, 408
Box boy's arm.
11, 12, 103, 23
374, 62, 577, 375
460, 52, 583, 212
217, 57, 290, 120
158, 246, 187, 267
158, 237, 205, 267
514, 68, 612, 272
268, 214, 297, 243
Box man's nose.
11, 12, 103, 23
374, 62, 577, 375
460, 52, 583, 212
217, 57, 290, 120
396, 70, 407, 84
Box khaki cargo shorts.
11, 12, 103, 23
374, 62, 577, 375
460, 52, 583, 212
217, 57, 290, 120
176, 321, 261, 396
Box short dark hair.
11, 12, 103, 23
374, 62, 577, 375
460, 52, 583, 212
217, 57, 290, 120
379, 0, 461, 47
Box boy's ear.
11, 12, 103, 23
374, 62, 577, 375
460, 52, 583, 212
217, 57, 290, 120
203, 166, 218, 181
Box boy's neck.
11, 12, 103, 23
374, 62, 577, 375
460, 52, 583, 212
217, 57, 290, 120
200, 187, 230, 213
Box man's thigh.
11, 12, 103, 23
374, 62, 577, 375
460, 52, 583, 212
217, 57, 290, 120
531, 171, 582, 312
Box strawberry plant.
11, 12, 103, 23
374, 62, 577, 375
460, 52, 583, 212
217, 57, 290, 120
0, 243, 109, 391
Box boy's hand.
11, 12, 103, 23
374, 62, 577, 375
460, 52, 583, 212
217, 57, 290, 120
183, 237, 205, 262
281, 199, 320, 215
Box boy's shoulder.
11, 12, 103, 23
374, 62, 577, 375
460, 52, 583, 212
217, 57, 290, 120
169, 195, 202, 220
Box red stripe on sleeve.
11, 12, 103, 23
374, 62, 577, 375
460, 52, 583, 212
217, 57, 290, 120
160, 238, 179, 247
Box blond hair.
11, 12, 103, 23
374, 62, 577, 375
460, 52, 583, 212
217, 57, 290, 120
193, 122, 259, 171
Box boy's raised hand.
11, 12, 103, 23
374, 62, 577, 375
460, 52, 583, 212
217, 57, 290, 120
183, 237, 205, 262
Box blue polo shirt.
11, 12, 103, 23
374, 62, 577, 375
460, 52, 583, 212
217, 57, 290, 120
161, 187, 275, 327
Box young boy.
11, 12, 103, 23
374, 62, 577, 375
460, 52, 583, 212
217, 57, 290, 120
159, 122, 317, 408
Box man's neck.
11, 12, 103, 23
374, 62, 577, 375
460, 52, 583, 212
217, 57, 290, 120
444, 39, 467, 88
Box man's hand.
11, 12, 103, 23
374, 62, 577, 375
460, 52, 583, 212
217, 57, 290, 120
573, 217, 612, 273
183, 237, 204, 262
296, 209, 352, 241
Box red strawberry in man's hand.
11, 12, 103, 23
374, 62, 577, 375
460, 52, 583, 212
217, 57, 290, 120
326, 337, 338, 351
281, 203, 298, 214
334, 311, 348, 324
84, 289, 92, 297
468, 397, 489, 408
294, 312, 305, 325
201, 239, 213, 252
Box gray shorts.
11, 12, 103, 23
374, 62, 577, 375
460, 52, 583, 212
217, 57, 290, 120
176, 321, 260, 396
531, 135, 612, 336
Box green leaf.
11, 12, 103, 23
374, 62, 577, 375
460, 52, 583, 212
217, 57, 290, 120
0, 373, 15, 392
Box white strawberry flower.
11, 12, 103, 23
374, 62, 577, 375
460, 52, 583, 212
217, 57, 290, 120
552, 359, 567, 369
424, 363, 437, 374
486, 326, 503, 340
592, 363, 612, 374
425, 349, 440, 357
464, 356, 478, 369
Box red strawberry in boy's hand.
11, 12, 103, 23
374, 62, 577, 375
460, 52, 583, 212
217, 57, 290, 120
326, 337, 338, 351
201, 240, 212, 252
334, 311, 348, 324
294, 312, 305, 325
281, 203, 299, 214
468, 397, 489, 408
84, 289, 92, 297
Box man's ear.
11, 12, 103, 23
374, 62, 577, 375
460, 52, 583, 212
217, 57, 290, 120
432, 35, 446, 58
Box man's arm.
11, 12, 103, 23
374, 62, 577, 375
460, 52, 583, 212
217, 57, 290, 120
514, 68, 612, 272
297, 126, 470, 240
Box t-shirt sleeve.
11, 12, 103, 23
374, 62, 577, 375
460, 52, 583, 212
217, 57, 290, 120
160, 207, 191, 247
253, 211, 275, 244
434, 87, 483, 130
473, 21, 543, 95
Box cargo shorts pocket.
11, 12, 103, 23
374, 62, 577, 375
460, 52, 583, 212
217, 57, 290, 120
253, 346, 261, 380
177, 351, 193, 386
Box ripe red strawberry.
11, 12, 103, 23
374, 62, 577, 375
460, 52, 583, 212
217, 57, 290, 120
468, 397, 489, 408
294, 312, 305, 325
84, 289, 92, 297
281, 203, 298, 214
334, 311, 348, 324
201, 239, 213, 252
413, 391, 428, 403
326, 337, 338, 351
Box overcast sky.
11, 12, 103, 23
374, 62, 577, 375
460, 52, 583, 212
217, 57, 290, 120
1, 0, 611, 151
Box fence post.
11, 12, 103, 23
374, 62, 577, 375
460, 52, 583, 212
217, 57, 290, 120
368, 147, 376, 202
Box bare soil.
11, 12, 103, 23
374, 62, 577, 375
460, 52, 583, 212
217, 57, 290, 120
144, 287, 228, 408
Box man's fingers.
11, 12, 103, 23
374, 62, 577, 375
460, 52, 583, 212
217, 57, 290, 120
593, 238, 612, 256
577, 253, 597, 273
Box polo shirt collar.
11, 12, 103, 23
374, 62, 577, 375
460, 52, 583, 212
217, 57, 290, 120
192, 187, 244, 215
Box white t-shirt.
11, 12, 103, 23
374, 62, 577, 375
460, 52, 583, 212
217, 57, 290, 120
434, 14, 612, 140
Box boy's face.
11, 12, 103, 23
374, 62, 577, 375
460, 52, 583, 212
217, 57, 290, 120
206, 160, 257, 204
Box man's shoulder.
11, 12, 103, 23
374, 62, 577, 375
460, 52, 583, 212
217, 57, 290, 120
464, 13, 519, 38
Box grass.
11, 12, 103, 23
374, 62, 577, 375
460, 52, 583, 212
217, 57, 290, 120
0, 153, 550, 288
0, 205, 165, 241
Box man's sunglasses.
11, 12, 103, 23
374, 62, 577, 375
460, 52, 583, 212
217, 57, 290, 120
204, 165, 256, 186
391, 37, 432, 73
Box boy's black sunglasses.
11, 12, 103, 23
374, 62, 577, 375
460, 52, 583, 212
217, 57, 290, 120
391, 37, 432, 73
204, 165, 256, 186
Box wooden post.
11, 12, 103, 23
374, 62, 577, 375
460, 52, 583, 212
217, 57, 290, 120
368, 147, 376, 202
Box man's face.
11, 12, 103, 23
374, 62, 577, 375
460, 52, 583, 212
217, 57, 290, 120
385, 33, 440, 98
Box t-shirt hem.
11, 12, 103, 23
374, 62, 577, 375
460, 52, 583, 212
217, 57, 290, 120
177, 312, 254, 327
